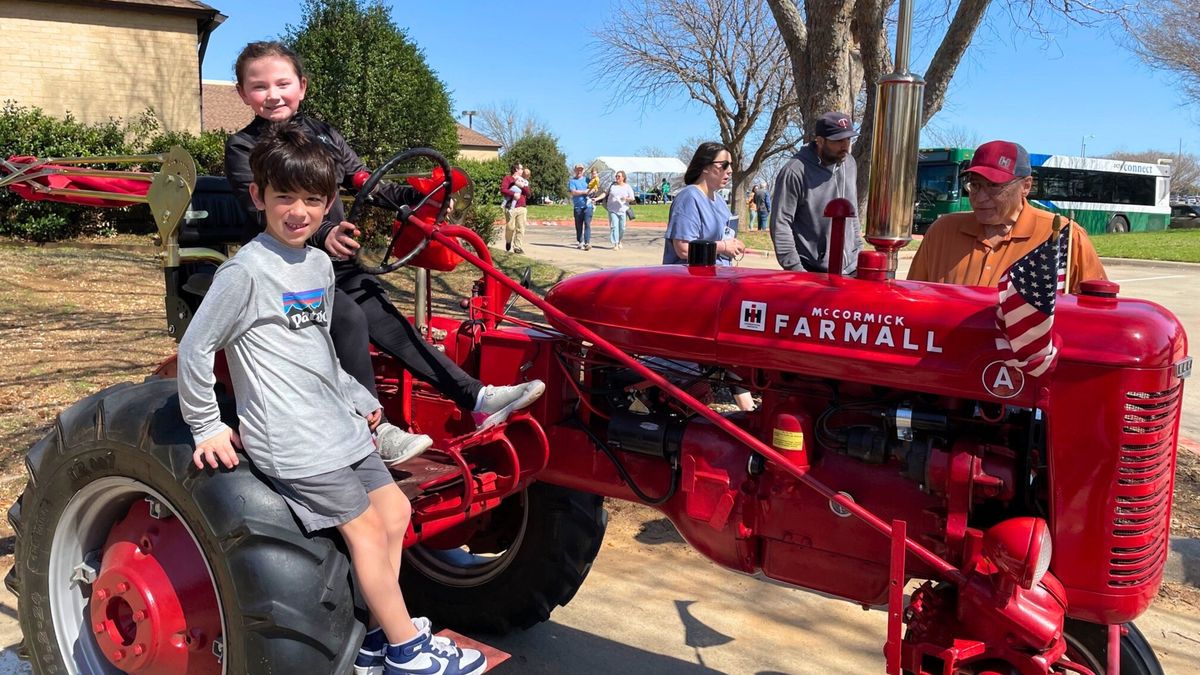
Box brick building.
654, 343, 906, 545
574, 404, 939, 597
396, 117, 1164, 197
0, 0, 225, 134
456, 124, 501, 161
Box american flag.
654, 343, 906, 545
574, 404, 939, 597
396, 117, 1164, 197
995, 220, 1070, 377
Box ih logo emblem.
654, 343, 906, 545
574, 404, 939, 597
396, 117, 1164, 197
740, 300, 767, 332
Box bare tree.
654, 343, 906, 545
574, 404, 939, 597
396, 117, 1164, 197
476, 101, 549, 153
766, 0, 1129, 209
592, 0, 804, 220
1129, 0, 1200, 104
1105, 150, 1199, 195
922, 123, 980, 150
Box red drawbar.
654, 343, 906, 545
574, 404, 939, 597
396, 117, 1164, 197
4, 156, 151, 207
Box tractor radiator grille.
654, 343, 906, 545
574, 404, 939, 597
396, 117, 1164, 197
1108, 383, 1180, 587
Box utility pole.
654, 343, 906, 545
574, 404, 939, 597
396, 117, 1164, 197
460, 110, 477, 129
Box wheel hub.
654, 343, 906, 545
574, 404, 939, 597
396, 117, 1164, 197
88, 499, 222, 674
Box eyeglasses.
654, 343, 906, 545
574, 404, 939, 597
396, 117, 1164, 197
710, 161, 733, 170
962, 176, 1022, 197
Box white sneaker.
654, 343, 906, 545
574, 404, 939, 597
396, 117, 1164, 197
385, 632, 485, 675
375, 422, 433, 466
474, 380, 546, 429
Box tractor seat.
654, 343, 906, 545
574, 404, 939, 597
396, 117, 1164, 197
179, 176, 257, 247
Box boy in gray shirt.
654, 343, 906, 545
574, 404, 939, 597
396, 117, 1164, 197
178, 123, 485, 675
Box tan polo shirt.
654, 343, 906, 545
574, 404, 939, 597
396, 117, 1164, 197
907, 202, 1107, 293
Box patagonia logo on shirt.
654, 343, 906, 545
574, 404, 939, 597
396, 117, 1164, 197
282, 288, 327, 329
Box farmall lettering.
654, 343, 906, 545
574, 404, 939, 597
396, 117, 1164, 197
741, 301, 945, 354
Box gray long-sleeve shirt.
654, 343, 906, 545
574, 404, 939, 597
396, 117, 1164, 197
178, 234, 380, 479
770, 143, 862, 274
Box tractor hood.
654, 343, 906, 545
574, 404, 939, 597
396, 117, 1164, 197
543, 266, 1188, 406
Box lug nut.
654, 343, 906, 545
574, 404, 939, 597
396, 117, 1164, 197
95, 589, 109, 601
133, 644, 146, 656
111, 649, 125, 662
93, 622, 105, 634
116, 582, 129, 593
133, 610, 147, 623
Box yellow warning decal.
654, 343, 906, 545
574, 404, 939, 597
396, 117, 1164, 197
772, 428, 804, 451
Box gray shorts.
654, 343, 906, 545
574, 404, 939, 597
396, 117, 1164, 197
271, 452, 395, 533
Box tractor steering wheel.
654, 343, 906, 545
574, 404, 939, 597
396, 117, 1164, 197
349, 148, 453, 275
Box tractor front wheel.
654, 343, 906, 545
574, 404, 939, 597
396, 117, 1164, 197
1060, 618, 1163, 675
400, 483, 607, 633
8, 379, 360, 674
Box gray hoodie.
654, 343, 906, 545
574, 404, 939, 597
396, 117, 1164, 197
770, 143, 862, 274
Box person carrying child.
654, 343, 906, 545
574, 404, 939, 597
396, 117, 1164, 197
224, 41, 545, 469
180, 123, 486, 675
499, 163, 531, 253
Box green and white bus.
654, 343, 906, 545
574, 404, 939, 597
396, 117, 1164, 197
914, 147, 1172, 235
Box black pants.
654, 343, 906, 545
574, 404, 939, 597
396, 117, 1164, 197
330, 264, 481, 411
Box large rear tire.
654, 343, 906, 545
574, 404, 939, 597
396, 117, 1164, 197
8, 379, 360, 674
400, 483, 607, 633
1061, 618, 1163, 674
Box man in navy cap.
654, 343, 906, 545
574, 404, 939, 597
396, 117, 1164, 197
770, 111, 862, 274
908, 139, 1105, 292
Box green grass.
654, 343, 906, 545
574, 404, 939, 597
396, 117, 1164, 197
526, 203, 673, 222
1088, 229, 1200, 263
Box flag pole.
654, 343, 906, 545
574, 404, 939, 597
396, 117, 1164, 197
1063, 212, 1074, 293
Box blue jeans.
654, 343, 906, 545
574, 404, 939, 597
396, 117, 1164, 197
757, 210, 769, 231
573, 204, 593, 244
609, 210, 627, 247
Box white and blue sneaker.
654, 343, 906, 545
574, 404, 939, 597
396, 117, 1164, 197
385, 631, 486, 675
354, 618, 432, 675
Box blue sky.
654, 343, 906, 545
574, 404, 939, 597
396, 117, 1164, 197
203, 1, 1195, 167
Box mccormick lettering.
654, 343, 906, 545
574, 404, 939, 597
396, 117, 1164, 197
750, 304, 943, 354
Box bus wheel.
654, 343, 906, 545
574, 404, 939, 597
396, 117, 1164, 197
1107, 215, 1130, 233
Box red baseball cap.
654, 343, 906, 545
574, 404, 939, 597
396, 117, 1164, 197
963, 140, 1031, 183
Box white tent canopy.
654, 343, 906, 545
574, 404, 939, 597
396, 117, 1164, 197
588, 156, 687, 175
588, 156, 686, 172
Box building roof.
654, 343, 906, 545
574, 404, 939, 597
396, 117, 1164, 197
201, 81, 252, 132
66, 0, 222, 15
456, 124, 501, 149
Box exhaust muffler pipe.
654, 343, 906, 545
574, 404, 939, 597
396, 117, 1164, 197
864, 0, 924, 277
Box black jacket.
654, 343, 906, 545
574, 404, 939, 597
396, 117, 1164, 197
224, 114, 419, 261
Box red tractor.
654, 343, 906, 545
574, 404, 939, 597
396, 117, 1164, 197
0, 136, 1187, 675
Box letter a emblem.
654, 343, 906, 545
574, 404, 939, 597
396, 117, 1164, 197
982, 360, 1025, 399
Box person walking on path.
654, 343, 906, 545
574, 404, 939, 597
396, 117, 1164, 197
501, 162, 531, 253
753, 182, 771, 231
568, 163, 594, 250
771, 111, 862, 274
603, 170, 636, 250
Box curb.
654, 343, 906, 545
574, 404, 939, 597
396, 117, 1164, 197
1097, 257, 1200, 270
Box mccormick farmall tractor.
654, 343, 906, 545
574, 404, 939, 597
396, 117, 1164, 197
0, 9, 1189, 675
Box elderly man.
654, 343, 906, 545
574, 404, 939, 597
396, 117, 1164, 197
908, 140, 1106, 292
771, 111, 862, 273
